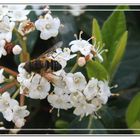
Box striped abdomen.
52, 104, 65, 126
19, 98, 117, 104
24, 59, 62, 73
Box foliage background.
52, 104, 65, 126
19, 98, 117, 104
0, 5, 140, 134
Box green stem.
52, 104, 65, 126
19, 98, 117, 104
70, 63, 78, 73
4, 78, 14, 83
13, 28, 30, 62
87, 115, 94, 134
70, 52, 81, 73
12, 88, 20, 99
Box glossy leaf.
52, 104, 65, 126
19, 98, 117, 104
101, 6, 127, 71
126, 92, 140, 133
101, 6, 127, 51
55, 119, 69, 128
109, 31, 128, 78
69, 116, 106, 134
55, 119, 69, 133
92, 18, 102, 45
86, 60, 109, 80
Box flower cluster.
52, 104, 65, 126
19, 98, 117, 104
0, 5, 30, 58
17, 35, 111, 119
0, 92, 29, 128
17, 63, 111, 119
48, 71, 111, 118
0, 5, 114, 130
0, 4, 61, 58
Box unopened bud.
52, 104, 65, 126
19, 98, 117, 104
12, 45, 22, 55
77, 57, 86, 67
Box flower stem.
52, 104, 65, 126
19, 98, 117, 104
70, 63, 78, 73
13, 28, 30, 106
70, 52, 81, 73
87, 115, 94, 134
0, 80, 18, 93
0, 66, 18, 77
12, 88, 20, 99
13, 28, 30, 62
20, 94, 25, 106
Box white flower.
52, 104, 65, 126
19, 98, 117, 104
70, 91, 86, 106
83, 78, 99, 100
69, 5, 86, 16
0, 40, 7, 58
73, 102, 96, 117
7, 7, 30, 22
70, 91, 96, 117
48, 93, 72, 110
12, 45, 22, 55
28, 74, 50, 99
35, 13, 60, 40
0, 16, 15, 42
91, 41, 107, 62
84, 78, 111, 104
0, 92, 19, 121
7, 5, 27, 11
0, 5, 8, 20
54, 48, 76, 61
97, 80, 111, 104
17, 64, 51, 99
69, 32, 92, 56
0, 68, 5, 83
12, 105, 30, 128
8, 11, 30, 22
0, 91, 30, 128
17, 63, 32, 89
52, 47, 76, 69
91, 98, 103, 110
64, 72, 87, 92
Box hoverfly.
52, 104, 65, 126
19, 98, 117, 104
23, 42, 63, 75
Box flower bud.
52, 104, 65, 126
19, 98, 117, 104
77, 57, 86, 67
12, 45, 22, 55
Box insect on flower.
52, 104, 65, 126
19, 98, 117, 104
23, 42, 63, 76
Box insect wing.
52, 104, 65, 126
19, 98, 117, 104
38, 41, 63, 59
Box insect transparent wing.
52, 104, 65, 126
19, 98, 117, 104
38, 41, 63, 59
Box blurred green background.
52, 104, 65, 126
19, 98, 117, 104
1, 5, 140, 134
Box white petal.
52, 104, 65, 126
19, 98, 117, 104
40, 31, 52, 40
14, 118, 25, 128
5, 32, 12, 42
70, 45, 79, 53
3, 108, 13, 121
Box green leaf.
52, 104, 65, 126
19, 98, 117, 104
101, 6, 127, 70
70, 116, 106, 134
14, 55, 20, 65
92, 18, 102, 45
109, 31, 128, 78
86, 60, 109, 80
92, 18, 108, 65
55, 119, 69, 128
55, 119, 69, 134
102, 6, 127, 52
126, 92, 140, 133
